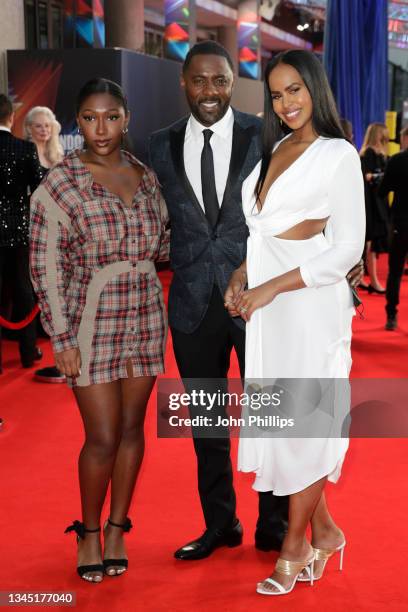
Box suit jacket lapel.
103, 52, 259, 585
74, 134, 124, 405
220, 120, 255, 212
169, 123, 207, 222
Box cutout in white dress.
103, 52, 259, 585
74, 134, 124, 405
238, 135, 365, 495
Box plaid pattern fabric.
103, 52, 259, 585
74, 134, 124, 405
29, 150, 170, 386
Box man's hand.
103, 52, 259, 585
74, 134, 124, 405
55, 347, 82, 377
347, 259, 364, 287
234, 284, 277, 322
224, 267, 247, 317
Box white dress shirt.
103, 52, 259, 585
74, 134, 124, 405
0, 126, 11, 133
183, 106, 234, 210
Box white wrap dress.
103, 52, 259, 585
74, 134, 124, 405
238, 135, 365, 495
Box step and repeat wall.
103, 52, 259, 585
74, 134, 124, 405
7, 48, 263, 163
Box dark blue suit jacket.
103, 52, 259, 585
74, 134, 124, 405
149, 109, 262, 333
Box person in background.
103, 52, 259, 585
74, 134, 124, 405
23, 106, 64, 176
379, 127, 408, 330
340, 118, 354, 144
0, 93, 43, 372
400, 125, 408, 152
399, 126, 408, 277
360, 123, 390, 294
23, 106, 65, 383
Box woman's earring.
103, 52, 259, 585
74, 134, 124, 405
279, 118, 283, 127
77, 127, 83, 136
122, 127, 129, 135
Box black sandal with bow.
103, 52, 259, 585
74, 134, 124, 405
103, 517, 133, 576
65, 520, 103, 582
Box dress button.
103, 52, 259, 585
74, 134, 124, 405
129, 214, 134, 219
132, 239, 136, 244
132, 263, 137, 268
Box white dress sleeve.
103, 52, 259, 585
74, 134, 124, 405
299, 147, 365, 288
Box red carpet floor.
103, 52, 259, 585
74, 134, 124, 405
0, 254, 407, 611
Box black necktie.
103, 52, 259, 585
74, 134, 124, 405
201, 129, 219, 227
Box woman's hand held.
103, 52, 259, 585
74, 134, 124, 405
235, 283, 277, 322
55, 347, 82, 377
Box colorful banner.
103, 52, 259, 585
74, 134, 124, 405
389, 0, 408, 47
7, 56, 63, 138
93, 0, 105, 48
63, 0, 75, 47
8, 49, 189, 160
238, 1, 261, 80
164, 0, 191, 62
63, 0, 105, 48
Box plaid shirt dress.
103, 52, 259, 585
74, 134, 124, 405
29, 150, 170, 387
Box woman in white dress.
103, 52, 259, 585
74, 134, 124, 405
225, 50, 365, 595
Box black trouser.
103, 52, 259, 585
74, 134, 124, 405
0, 246, 37, 366
385, 226, 408, 317
171, 285, 288, 535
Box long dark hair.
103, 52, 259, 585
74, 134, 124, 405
76, 78, 128, 115
255, 50, 345, 206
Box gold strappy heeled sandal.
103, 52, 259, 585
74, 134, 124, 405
297, 540, 346, 582
256, 554, 315, 596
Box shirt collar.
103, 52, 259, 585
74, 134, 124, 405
189, 106, 234, 141
0, 126, 11, 133
67, 149, 154, 194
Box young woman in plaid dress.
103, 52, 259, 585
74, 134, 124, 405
30, 79, 170, 583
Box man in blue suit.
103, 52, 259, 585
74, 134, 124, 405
149, 41, 289, 560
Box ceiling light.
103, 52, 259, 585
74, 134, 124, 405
297, 24, 304, 30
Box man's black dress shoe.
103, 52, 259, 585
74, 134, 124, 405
367, 285, 386, 295
174, 519, 243, 560
385, 315, 397, 331
255, 529, 285, 552
21, 347, 43, 368
34, 365, 66, 383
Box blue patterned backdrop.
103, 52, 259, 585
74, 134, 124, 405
324, 0, 389, 148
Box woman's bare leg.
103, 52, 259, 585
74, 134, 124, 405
297, 492, 344, 579
73, 381, 122, 581
103, 372, 156, 574
259, 476, 327, 593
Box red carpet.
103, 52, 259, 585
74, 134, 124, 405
0, 254, 407, 611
